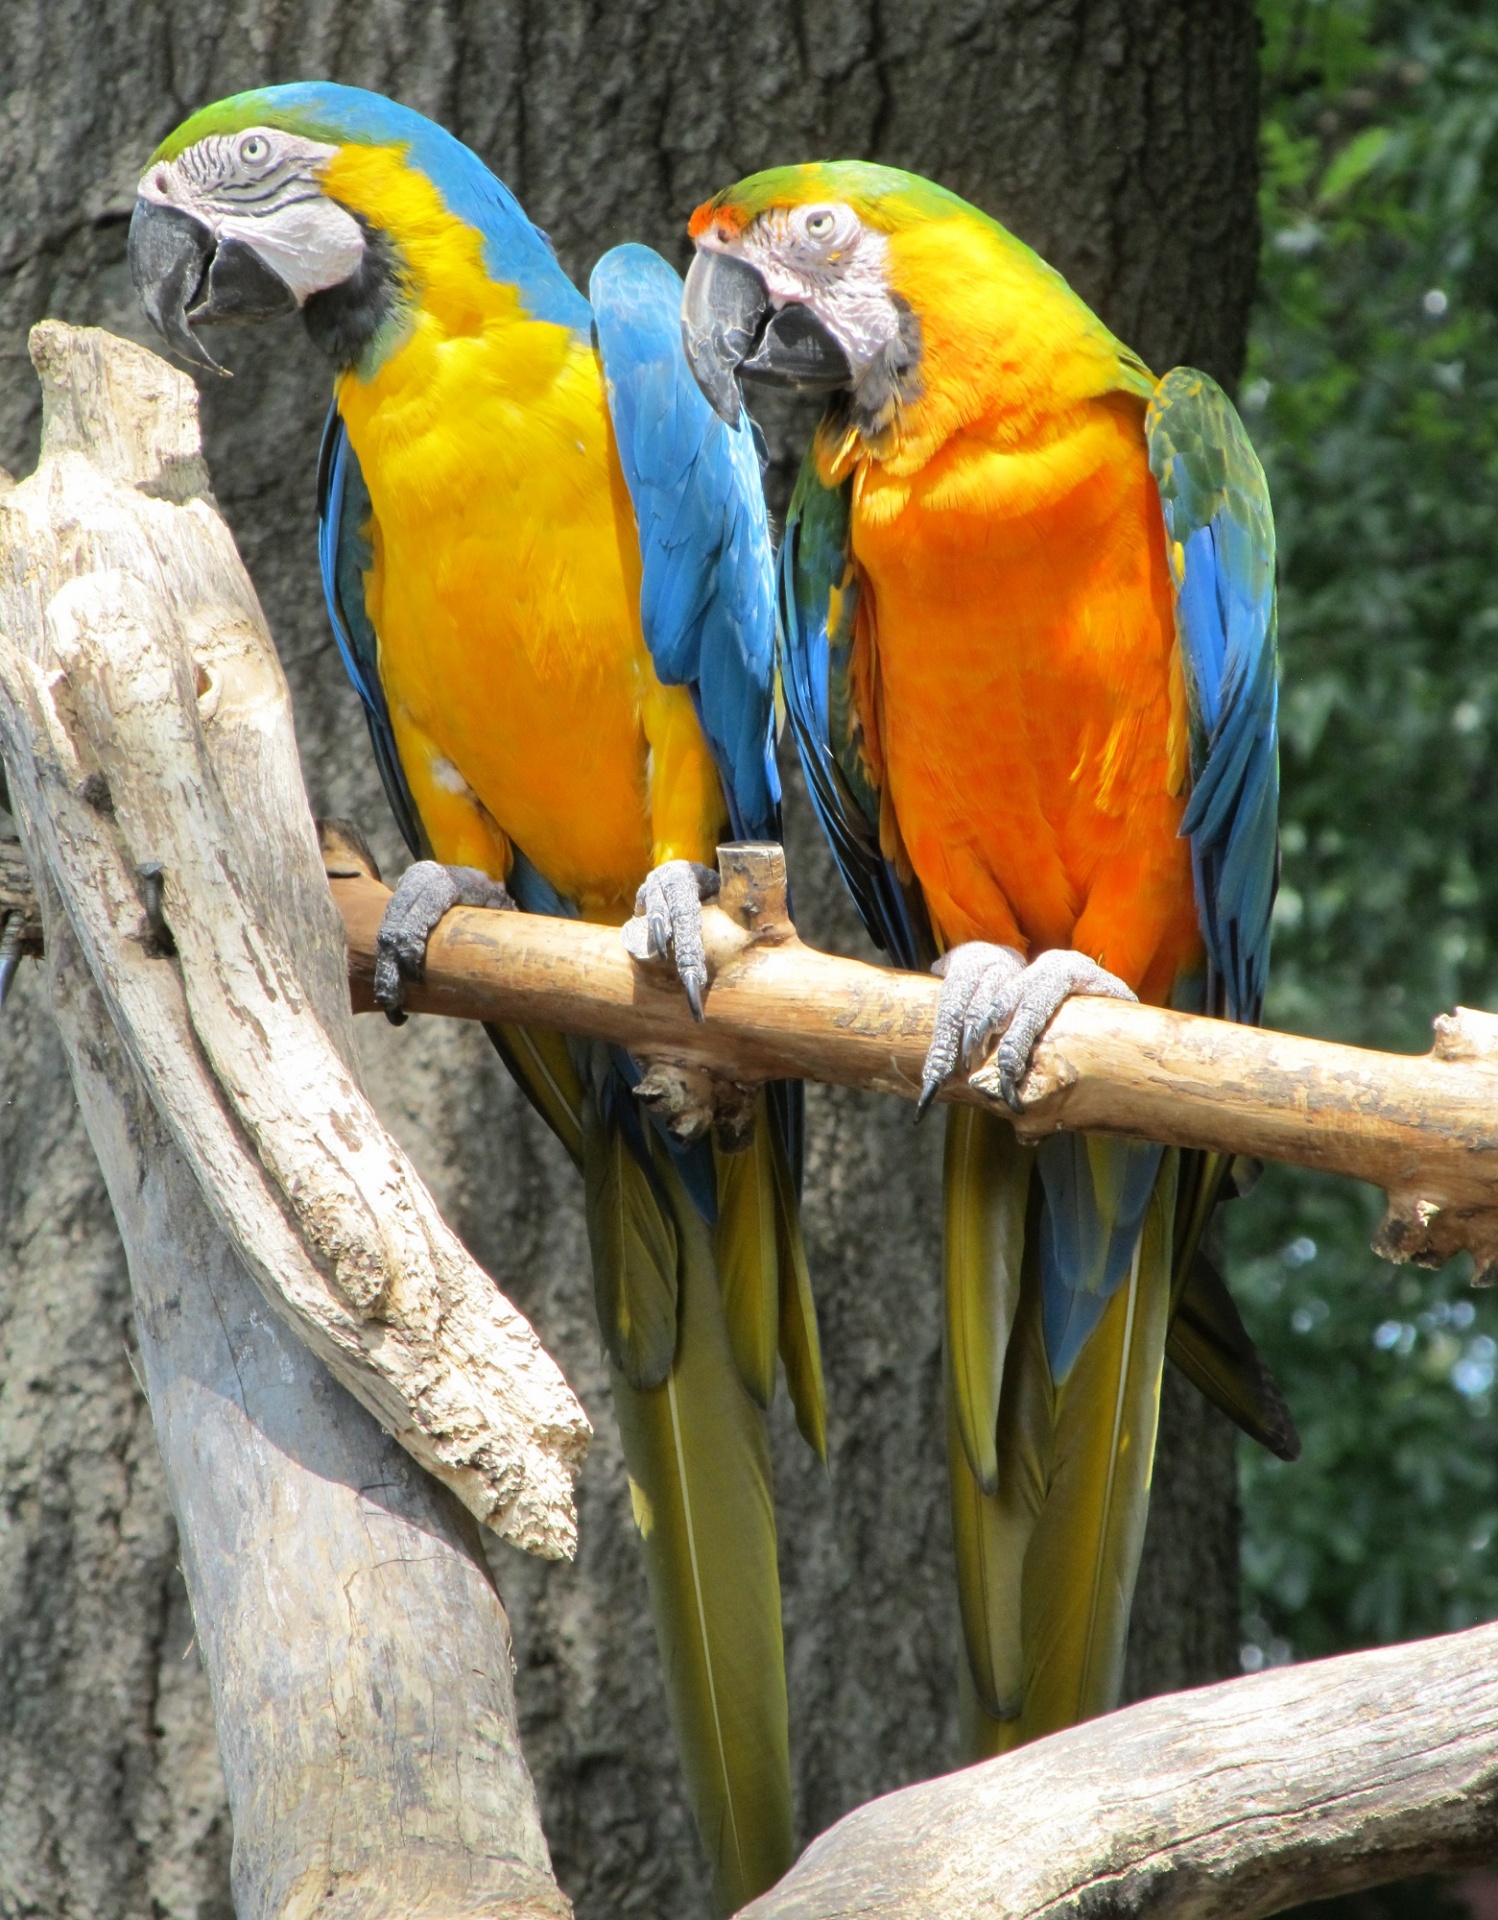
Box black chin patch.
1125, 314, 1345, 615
302, 218, 404, 372
845, 295, 924, 442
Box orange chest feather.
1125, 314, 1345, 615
845, 391, 1200, 1002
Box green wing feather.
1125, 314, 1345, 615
610, 1140, 794, 1916
946, 1144, 1180, 1749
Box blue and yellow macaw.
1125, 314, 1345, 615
681, 163, 1296, 1751
129, 85, 820, 1910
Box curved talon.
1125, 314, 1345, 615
374, 860, 514, 1023
917, 943, 1136, 1118
622, 859, 721, 1022
916, 944, 1024, 1120
986, 950, 1136, 1110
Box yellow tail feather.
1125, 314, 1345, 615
610, 1143, 794, 1916
1016, 1151, 1177, 1741
943, 1108, 1031, 1493
582, 1102, 678, 1390
714, 1108, 781, 1408
947, 1217, 1051, 1737
770, 1120, 826, 1459
485, 1022, 586, 1168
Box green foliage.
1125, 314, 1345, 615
1233, 0, 1498, 1673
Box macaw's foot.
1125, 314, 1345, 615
916, 942, 1137, 1118
373, 860, 514, 1024
621, 859, 721, 1021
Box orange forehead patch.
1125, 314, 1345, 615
688, 198, 749, 242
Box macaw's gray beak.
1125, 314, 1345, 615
681, 249, 852, 427
128, 198, 297, 377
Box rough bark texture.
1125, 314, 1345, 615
0, 5, 1258, 1916
1, 324, 575, 1919
741, 1621, 1498, 1920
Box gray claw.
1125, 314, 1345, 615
987, 949, 1137, 1111
622, 859, 720, 1021
917, 943, 1024, 1119
374, 860, 514, 1023
918, 943, 1137, 1117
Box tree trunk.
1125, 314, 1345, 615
0, 4, 1259, 1916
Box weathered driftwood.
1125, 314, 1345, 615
46, 898, 568, 1920
0, 321, 589, 1556
739, 1619, 1498, 1919
0, 324, 580, 1916
332, 851, 1498, 1280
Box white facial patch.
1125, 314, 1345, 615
734, 203, 903, 379
139, 128, 366, 304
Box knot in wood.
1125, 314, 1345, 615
633, 1059, 760, 1152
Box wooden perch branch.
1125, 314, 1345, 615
0, 323, 589, 1557
737, 1619, 1498, 1918
331, 851, 1498, 1279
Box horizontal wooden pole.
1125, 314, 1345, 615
327, 836, 1498, 1278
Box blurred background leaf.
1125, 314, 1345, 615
1240, 3, 1498, 1909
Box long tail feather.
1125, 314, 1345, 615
484, 1021, 586, 1168
1016, 1152, 1177, 1740
943, 1108, 1031, 1492
770, 1117, 826, 1459
583, 1099, 678, 1390
943, 1110, 1039, 1737
1170, 1147, 1227, 1304
610, 1143, 793, 1916
715, 1110, 780, 1408
1169, 1248, 1301, 1460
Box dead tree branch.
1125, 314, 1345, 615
0, 323, 589, 1557
736, 1620, 1498, 1919
330, 851, 1498, 1281
0, 320, 581, 1919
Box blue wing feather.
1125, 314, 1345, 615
590, 243, 800, 1202
1039, 365, 1282, 1377
777, 449, 934, 972
316, 407, 425, 859
589, 243, 780, 844
1146, 368, 1280, 1027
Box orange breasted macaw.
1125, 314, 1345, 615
128, 85, 820, 1910
681, 162, 1294, 1751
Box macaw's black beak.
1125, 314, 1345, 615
681, 249, 852, 427
128, 198, 297, 377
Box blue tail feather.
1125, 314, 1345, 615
1037, 1133, 1164, 1380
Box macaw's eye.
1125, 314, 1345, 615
239, 133, 271, 166
805, 210, 836, 240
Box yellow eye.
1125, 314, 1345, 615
805, 209, 836, 240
